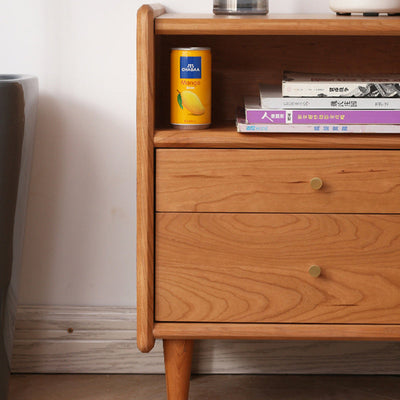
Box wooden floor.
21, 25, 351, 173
8, 374, 400, 400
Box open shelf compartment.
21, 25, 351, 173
154, 31, 400, 148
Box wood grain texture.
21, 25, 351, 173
12, 340, 161, 374
156, 213, 400, 324
136, 3, 165, 353
154, 127, 400, 149
11, 305, 400, 374
9, 374, 400, 400
155, 35, 400, 125
154, 323, 400, 342
164, 340, 193, 400
15, 305, 135, 330
190, 341, 400, 374
14, 337, 400, 374
4, 285, 18, 365
15, 305, 135, 341
11, 305, 164, 374
155, 14, 400, 36
156, 149, 400, 213
142, 10, 400, 377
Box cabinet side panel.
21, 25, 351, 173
136, 4, 164, 353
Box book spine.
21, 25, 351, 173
260, 97, 400, 110
236, 121, 400, 134
245, 109, 400, 125
282, 82, 400, 98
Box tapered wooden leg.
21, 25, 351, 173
163, 339, 194, 400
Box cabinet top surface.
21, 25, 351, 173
155, 13, 400, 35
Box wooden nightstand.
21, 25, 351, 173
137, 5, 400, 399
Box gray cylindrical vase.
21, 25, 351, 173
213, 0, 269, 15
0, 75, 38, 399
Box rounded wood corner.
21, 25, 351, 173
137, 336, 156, 353
137, 3, 166, 21
137, 4, 152, 20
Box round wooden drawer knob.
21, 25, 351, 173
310, 177, 323, 190
308, 265, 322, 278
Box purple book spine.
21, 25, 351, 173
246, 109, 400, 124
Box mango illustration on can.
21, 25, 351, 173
171, 47, 211, 129
177, 90, 205, 115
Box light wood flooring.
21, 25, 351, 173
8, 374, 400, 400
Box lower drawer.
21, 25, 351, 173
155, 213, 400, 324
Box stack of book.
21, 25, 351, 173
237, 72, 400, 133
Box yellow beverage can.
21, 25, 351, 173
170, 47, 211, 129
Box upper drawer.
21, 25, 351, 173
156, 149, 400, 213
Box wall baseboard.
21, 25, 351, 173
11, 305, 400, 374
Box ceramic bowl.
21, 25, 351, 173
330, 0, 400, 14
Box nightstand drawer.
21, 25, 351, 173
155, 213, 400, 324
156, 149, 400, 213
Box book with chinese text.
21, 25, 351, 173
245, 97, 400, 124
282, 72, 400, 98
236, 116, 400, 134
259, 85, 400, 109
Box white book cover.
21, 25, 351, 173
256, 86, 283, 109
244, 96, 262, 111
282, 72, 400, 98
259, 85, 400, 110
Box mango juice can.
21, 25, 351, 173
170, 47, 211, 129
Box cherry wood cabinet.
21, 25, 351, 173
137, 5, 400, 399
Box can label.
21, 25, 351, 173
180, 57, 202, 78
171, 48, 211, 128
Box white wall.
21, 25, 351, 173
1, 0, 330, 307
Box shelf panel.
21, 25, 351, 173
156, 13, 400, 36
154, 125, 400, 149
